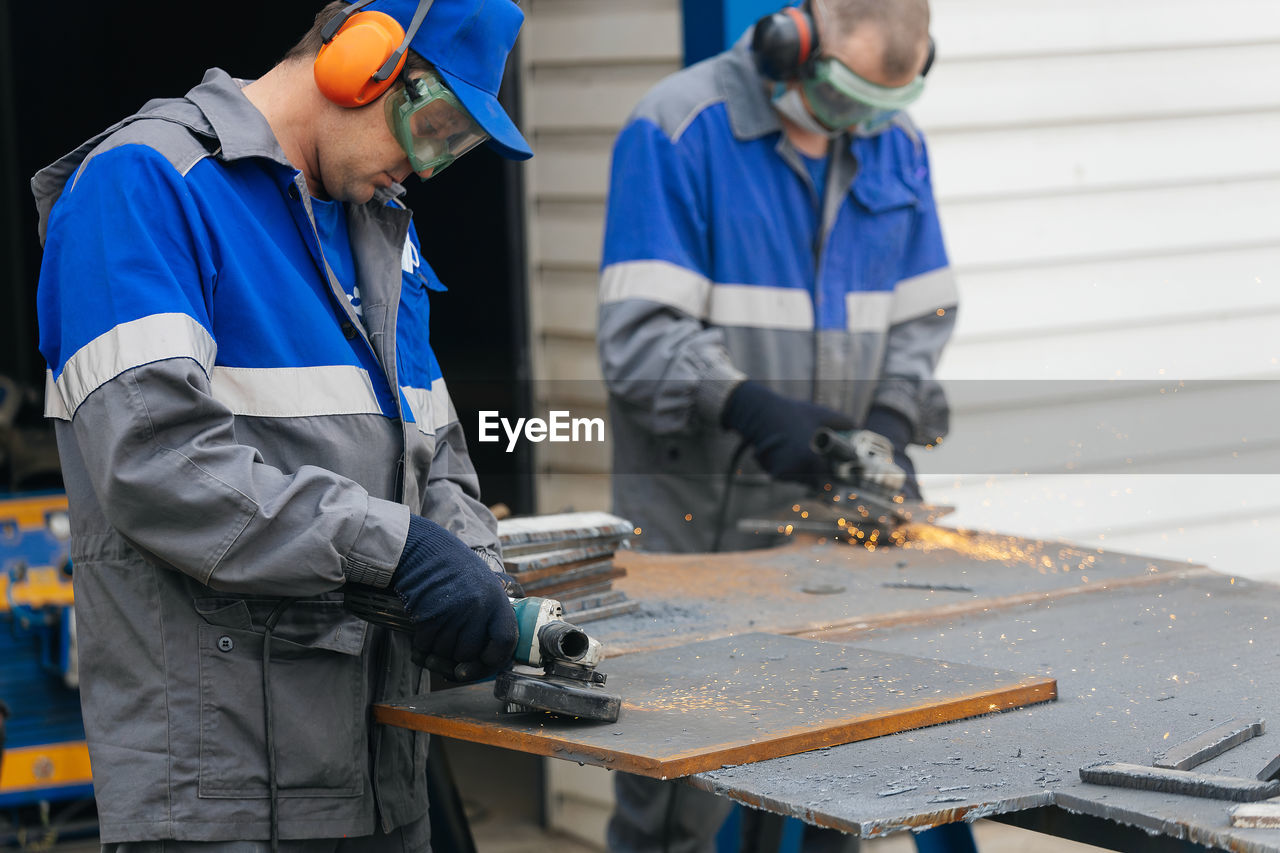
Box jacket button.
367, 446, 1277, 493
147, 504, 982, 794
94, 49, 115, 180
217, 636, 234, 652
342, 322, 357, 340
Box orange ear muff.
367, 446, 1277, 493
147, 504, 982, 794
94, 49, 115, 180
783, 6, 815, 65
314, 11, 409, 108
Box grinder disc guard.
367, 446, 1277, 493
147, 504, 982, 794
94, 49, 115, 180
495, 668, 622, 723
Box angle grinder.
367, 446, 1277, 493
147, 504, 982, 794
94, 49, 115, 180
807, 426, 915, 534
343, 585, 622, 723
733, 426, 954, 545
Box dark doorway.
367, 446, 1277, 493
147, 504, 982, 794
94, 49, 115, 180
0, 1, 533, 512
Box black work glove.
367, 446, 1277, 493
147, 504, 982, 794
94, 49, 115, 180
391, 515, 518, 682
864, 406, 922, 500
721, 380, 856, 487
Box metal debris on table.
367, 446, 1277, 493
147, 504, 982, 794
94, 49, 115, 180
1080, 762, 1280, 802
1153, 717, 1266, 771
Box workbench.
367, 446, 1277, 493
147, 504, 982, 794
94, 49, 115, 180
379, 526, 1280, 851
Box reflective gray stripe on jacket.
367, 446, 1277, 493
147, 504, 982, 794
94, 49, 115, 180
32, 69, 497, 842
598, 42, 956, 553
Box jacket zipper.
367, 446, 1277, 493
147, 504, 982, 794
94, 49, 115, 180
293, 182, 410, 832
293, 177, 409, 505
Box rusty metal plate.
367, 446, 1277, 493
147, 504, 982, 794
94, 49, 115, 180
504, 544, 619, 575
520, 564, 625, 597
599, 533, 1210, 656
377, 633, 1056, 780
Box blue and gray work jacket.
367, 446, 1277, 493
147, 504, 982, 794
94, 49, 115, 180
33, 69, 499, 843
598, 39, 957, 553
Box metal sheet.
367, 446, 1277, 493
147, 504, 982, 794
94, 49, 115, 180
375, 528, 1268, 848
377, 633, 1055, 780
498, 511, 632, 557
676, 574, 1280, 852
561, 589, 627, 612
520, 565, 625, 597
504, 544, 619, 575
1232, 800, 1280, 829
505, 555, 615, 584
558, 599, 641, 624
598, 529, 1209, 656
1079, 761, 1280, 802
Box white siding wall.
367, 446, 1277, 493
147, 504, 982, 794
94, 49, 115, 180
519, 1, 1280, 582
918, 0, 1280, 583
520, 0, 682, 515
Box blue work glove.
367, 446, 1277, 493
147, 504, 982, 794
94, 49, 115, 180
721, 380, 856, 487
864, 406, 922, 500
391, 515, 518, 682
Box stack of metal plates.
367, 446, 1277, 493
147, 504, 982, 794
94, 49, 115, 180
497, 511, 637, 623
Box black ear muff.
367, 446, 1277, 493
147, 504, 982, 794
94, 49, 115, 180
921, 36, 936, 77
751, 3, 820, 81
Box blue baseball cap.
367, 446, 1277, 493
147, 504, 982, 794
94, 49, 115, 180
355, 0, 533, 161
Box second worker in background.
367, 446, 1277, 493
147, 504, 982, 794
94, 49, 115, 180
598, 0, 960, 850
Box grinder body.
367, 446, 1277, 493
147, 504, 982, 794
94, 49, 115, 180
343, 585, 621, 722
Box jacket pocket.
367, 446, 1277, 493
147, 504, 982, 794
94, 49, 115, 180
197, 600, 368, 799
849, 176, 918, 291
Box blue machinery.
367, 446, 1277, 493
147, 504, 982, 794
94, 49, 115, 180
0, 493, 94, 843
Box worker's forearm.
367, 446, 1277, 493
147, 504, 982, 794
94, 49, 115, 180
421, 416, 502, 565
877, 284, 957, 443
598, 295, 746, 434
68, 358, 409, 594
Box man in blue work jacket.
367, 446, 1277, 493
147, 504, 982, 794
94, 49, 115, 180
598, 0, 962, 851
34, 1, 529, 849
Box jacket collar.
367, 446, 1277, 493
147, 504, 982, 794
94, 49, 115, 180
716, 32, 785, 142
190, 69, 411, 204
185, 69, 294, 168
714, 31, 855, 200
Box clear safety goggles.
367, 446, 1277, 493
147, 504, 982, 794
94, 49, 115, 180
384, 70, 489, 178
802, 56, 925, 132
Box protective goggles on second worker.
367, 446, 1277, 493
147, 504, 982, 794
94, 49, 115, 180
385, 70, 489, 177
801, 56, 925, 132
